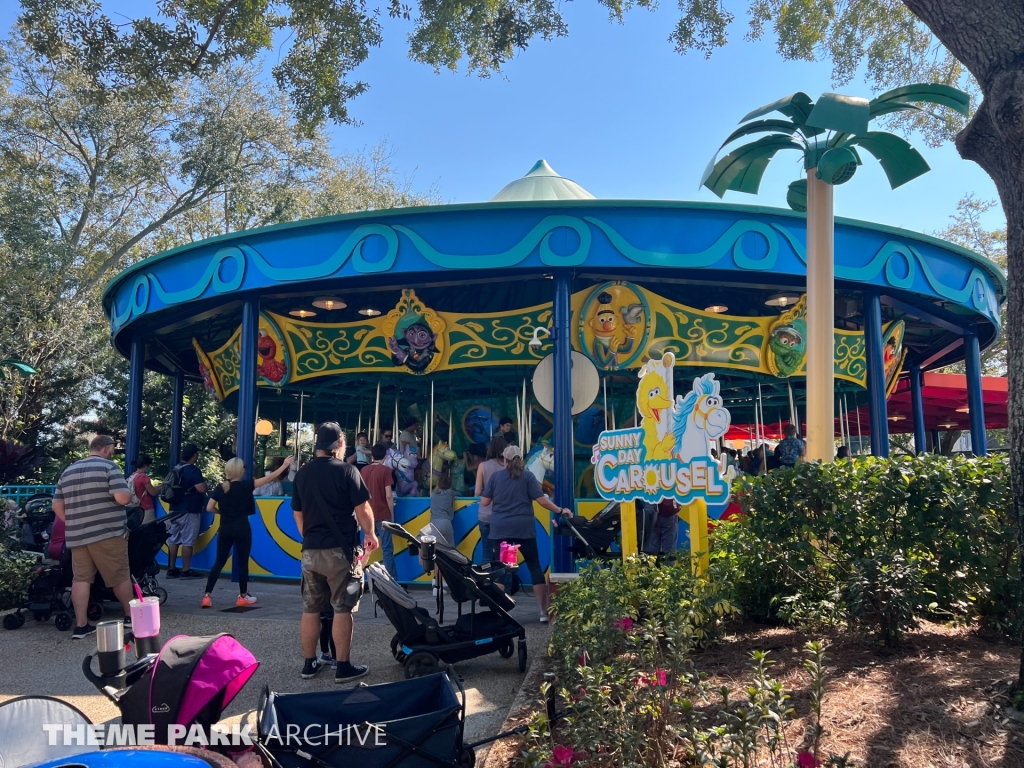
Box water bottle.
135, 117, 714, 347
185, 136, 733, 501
95, 620, 125, 678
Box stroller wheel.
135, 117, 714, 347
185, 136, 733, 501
87, 602, 103, 621
3, 612, 25, 630
517, 640, 528, 673
153, 587, 168, 605
55, 612, 73, 631
498, 641, 514, 659
390, 633, 407, 663
458, 746, 477, 768
404, 651, 440, 679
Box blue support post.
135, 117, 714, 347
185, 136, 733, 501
170, 368, 185, 467
964, 326, 987, 456
125, 336, 145, 471
910, 364, 926, 455
864, 292, 889, 458
237, 299, 259, 480
233, 299, 259, 585
552, 271, 574, 573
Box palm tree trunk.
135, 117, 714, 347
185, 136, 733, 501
805, 172, 836, 462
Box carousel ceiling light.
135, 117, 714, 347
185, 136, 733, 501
764, 293, 801, 308
289, 307, 317, 318
358, 306, 381, 317
312, 296, 346, 310
255, 419, 274, 436
888, 414, 906, 421
705, 304, 728, 314
938, 422, 957, 428
956, 405, 970, 413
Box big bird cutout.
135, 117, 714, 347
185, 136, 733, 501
591, 352, 733, 506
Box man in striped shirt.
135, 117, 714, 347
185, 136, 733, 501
52, 434, 134, 639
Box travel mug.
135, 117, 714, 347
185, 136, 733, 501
95, 620, 126, 677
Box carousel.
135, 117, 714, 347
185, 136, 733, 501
102, 160, 1005, 583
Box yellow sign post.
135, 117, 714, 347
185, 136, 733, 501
685, 498, 709, 575
620, 500, 638, 561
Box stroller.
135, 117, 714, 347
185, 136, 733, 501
554, 500, 648, 561
2, 548, 75, 631
93, 509, 188, 608
371, 521, 527, 678
256, 669, 475, 768
83, 633, 260, 742
13, 493, 55, 553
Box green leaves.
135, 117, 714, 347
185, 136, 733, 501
804, 92, 870, 135
739, 91, 815, 125
869, 83, 971, 119
721, 454, 1018, 643
844, 131, 930, 188
702, 134, 804, 198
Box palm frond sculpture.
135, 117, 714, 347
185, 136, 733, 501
703, 85, 969, 207
701, 84, 969, 462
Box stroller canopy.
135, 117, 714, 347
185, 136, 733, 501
0, 695, 93, 767
139, 634, 259, 734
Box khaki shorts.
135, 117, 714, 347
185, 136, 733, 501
300, 547, 364, 614
72, 536, 130, 586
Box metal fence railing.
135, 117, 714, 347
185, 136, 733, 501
1, 485, 57, 507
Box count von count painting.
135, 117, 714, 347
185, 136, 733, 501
591, 353, 733, 506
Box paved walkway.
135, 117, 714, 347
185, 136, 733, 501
0, 570, 550, 760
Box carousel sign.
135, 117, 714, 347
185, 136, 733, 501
590, 353, 733, 507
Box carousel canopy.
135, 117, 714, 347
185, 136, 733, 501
489, 160, 595, 202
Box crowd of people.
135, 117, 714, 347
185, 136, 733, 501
47, 418, 568, 686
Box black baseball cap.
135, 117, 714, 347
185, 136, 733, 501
315, 422, 342, 451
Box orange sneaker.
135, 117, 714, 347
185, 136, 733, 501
201, 595, 212, 609
236, 594, 257, 607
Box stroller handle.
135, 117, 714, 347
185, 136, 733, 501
380, 520, 418, 544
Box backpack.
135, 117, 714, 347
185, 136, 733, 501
160, 463, 186, 507
127, 472, 142, 507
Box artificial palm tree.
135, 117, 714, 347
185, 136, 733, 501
0, 360, 36, 378
702, 85, 969, 462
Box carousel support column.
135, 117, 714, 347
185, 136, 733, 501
805, 172, 835, 463
552, 271, 574, 573
125, 335, 145, 472
237, 299, 259, 481
864, 291, 890, 458
170, 368, 185, 467
964, 326, 987, 456
910, 364, 926, 455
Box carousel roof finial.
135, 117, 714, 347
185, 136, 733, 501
489, 160, 595, 202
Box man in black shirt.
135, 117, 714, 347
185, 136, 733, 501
292, 422, 378, 683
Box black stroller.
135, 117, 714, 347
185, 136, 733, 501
93, 509, 188, 608
554, 500, 649, 561
371, 521, 527, 677
13, 493, 55, 553
256, 669, 475, 768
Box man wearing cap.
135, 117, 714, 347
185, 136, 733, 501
51, 435, 135, 640
292, 422, 378, 683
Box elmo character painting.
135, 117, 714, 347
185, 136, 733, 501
256, 328, 287, 383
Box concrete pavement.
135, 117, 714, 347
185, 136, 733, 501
0, 570, 551, 761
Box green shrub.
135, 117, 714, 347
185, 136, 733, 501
0, 538, 37, 610
720, 454, 1018, 643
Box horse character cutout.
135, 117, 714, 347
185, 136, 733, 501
672, 372, 731, 462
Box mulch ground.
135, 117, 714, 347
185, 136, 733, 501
495, 620, 1024, 767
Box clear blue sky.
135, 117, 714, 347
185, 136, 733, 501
1, 2, 1004, 237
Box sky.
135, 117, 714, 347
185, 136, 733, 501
1, 1, 1004, 237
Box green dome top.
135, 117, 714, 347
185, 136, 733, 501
490, 160, 595, 202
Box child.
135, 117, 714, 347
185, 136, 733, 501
318, 607, 337, 667
429, 472, 457, 596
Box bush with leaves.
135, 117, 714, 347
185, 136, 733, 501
720, 454, 1017, 643
0, 537, 37, 610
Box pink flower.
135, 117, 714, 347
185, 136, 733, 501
545, 745, 582, 768
637, 669, 668, 687
614, 616, 635, 632
578, 652, 588, 667
797, 753, 821, 768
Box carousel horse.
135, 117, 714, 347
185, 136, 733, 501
524, 443, 555, 496
428, 440, 457, 491
392, 444, 421, 497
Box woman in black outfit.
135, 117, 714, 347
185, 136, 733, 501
201, 455, 293, 608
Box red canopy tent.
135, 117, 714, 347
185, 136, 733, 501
723, 373, 1007, 440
